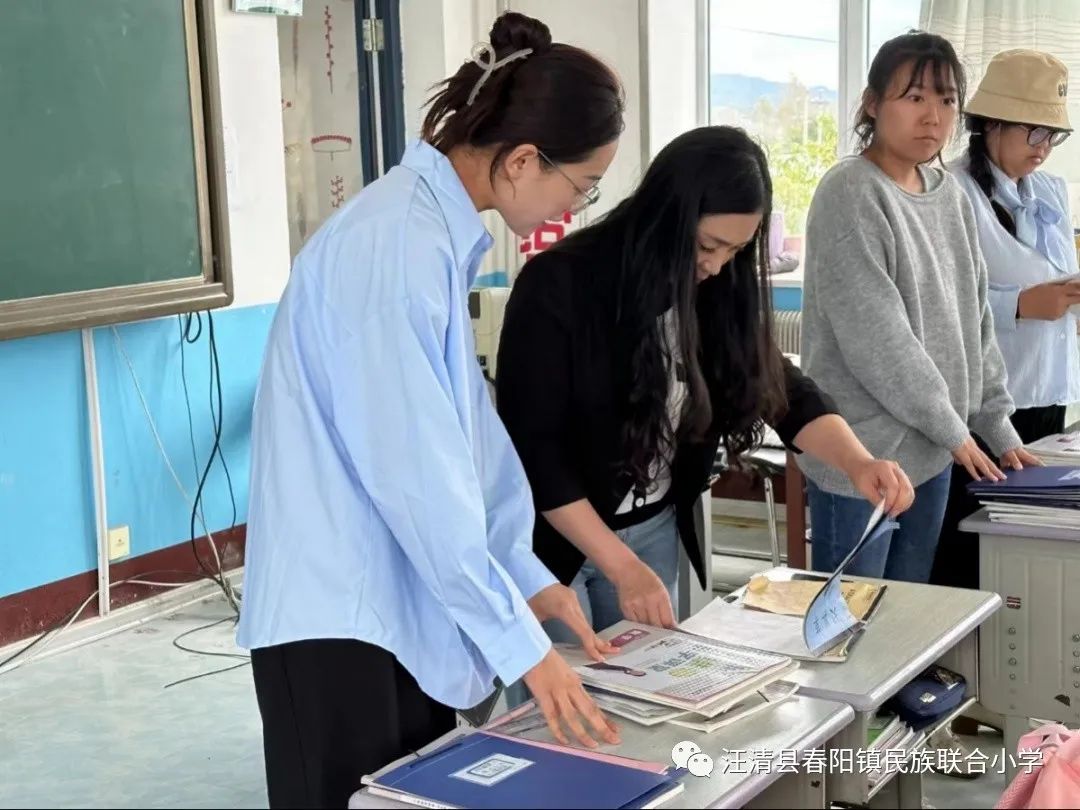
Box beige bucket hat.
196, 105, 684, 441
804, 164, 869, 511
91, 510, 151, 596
966, 48, 1072, 131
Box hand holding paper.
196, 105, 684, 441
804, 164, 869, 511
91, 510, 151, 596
844, 458, 914, 518
802, 500, 898, 657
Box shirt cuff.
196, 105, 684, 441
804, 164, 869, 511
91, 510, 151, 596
980, 417, 1024, 459
932, 411, 973, 454
989, 283, 1021, 333
481, 609, 552, 688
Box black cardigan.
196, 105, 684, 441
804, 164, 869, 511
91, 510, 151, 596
495, 245, 839, 590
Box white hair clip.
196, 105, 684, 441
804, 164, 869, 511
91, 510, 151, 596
466, 42, 533, 106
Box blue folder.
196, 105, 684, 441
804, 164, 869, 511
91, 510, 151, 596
366, 731, 683, 809
968, 465, 1080, 496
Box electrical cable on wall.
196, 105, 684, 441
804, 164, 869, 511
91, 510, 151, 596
110, 321, 240, 614
1, 315, 247, 681
178, 312, 240, 611
180, 312, 238, 535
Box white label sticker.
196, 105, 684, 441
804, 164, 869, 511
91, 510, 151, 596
451, 754, 533, 787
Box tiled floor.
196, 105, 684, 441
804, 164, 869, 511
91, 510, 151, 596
0, 597, 265, 809
924, 730, 1009, 809
0, 594, 1009, 809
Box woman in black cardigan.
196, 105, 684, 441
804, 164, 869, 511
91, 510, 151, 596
496, 126, 914, 638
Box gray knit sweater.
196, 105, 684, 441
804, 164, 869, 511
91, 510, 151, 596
797, 157, 1022, 496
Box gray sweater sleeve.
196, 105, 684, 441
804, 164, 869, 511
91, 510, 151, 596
809, 207, 971, 453
967, 227, 1023, 456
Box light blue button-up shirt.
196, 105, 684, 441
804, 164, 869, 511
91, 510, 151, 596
952, 159, 1080, 410
236, 140, 555, 709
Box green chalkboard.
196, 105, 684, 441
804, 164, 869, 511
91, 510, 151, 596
0, 0, 224, 335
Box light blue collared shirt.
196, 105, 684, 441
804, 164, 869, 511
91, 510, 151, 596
952, 159, 1080, 410
236, 141, 555, 709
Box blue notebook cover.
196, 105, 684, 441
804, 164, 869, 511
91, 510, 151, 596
369, 731, 681, 809
968, 466, 1080, 494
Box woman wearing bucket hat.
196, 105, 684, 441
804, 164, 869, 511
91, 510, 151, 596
929, 47, 1077, 757
934, 50, 1077, 593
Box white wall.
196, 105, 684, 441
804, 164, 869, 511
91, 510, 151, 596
508, 0, 645, 218
443, 0, 499, 74
645, 0, 703, 160
401, 1, 448, 140
401, 0, 501, 141
403, 0, 647, 216
213, 0, 292, 309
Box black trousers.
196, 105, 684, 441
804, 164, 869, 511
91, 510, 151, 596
250, 639, 457, 809
930, 405, 1066, 589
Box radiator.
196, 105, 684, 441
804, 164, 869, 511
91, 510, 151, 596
773, 309, 801, 356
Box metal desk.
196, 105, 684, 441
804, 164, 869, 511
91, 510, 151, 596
726, 567, 1002, 806
349, 696, 854, 809
960, 509, 1080, 778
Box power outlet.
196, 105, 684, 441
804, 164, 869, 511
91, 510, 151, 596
108, 526, 130, 561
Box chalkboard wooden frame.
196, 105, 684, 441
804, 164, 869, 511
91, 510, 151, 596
0, 0, 233, 341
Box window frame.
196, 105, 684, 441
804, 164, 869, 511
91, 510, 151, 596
696, 0, 880, 288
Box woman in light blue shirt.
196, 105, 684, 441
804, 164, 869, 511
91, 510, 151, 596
236, 13, 625, 807
935, 49, 1078, 592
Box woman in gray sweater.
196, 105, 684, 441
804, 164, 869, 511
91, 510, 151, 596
799, 32, 1038, 583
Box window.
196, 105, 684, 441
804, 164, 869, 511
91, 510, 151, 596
707, 0, 935, 271
709, 1, 840, 265
868, 0, 923, 62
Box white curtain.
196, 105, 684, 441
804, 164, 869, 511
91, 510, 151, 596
919, 0, 1080, 224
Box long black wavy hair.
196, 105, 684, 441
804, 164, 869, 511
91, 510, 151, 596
548, 126, 788, 490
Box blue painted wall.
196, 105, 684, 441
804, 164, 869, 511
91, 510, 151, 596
0, 303, 275, 599
772, 285, 803, 311
0, 281, 802, 601
0, 331, 95, 595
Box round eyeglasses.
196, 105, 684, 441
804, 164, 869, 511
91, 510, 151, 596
537, 149, 601, 214
1016, 124, 1072, 148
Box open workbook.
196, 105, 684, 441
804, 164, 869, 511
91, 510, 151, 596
557, 621, 797, 717
801, 500, 897, 655
682, 501, 895, 661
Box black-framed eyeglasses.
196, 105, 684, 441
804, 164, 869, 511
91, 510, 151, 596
537, 149, 601, 214
1015, 124, 1072, 147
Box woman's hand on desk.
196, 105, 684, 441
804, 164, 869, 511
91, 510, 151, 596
610, 557, 677, 629
844, 458, 915, 518
528, 584, 618, 662
538, 500, 676, 629
523, 650, 621, 748
953, 437, 1006, 482
1001, 447, 1042, 471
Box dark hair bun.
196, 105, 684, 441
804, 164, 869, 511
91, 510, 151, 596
489, 11, 551, 54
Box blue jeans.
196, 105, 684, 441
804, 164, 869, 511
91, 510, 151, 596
504, 506, 680, 707
807, 466, 952, 583
545, 505, 680, 643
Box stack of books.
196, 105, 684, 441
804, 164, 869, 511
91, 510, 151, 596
554, 620, 799, 733
1025, 432, 1080, 466
968, 465, 1080, 531
865, 712, 929, 790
